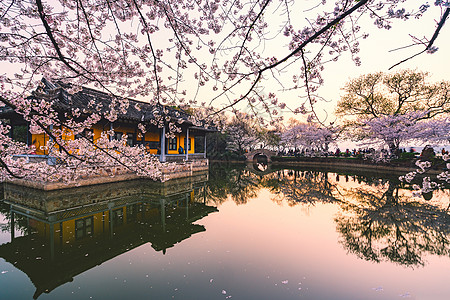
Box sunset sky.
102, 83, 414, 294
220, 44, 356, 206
312, 4, 450, 123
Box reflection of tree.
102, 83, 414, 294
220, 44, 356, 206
335, 180, 450, 267
261, 170, 340, 206
206, 163, 261, 205
0, 202, 31, 234
206, 165, 450, 267
204, 164, 230, 205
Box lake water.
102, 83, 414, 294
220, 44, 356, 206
0, 163, 449, 300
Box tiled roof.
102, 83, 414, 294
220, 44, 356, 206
35, 78, 197, 126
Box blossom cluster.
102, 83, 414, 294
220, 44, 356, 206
0, 130, 163, 183
281, 122, 336, 153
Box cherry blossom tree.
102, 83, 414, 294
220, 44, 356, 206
347, 111, 450, 155
224, 112, 258, 156
0, 0, 449, 180
337, 70, 450, 154
281, 121, 336, 155
337, 70, 450, 120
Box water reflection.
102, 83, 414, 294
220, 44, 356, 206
262, 170, 340, 205
0, 174, 216, 299
335, 179, 450, 267
205, 164, 261, 205
206, 164, 450, 267
0, 165, 449, 299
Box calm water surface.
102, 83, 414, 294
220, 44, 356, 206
0, 164, 449, 299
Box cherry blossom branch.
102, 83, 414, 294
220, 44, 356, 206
259, 0, 367, 72
77, 0, 105, 69
213, 0, 369, 115
161, 1, 220, 86
389, 7, 450, 70
0, 94, 76, 158
230, 0, 271, 71
300, 49, 326, 127
35, 0, 120, 95
105, 0, 128, 68
0, 93, 144, 175
131, 0, 161, 103
36, 0, 82, 77
0, 157, 25, 179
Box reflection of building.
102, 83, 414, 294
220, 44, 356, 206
0, 175, 217, 299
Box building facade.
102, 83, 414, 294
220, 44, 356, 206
0, 78, 214, 162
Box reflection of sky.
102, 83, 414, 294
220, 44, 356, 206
0, 210, 44, 299
187, 189, 449, 300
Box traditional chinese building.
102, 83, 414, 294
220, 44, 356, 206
0, 78, 215, 162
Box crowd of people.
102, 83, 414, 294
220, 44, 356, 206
277, 147, 388, 158
276, 145, 448, 160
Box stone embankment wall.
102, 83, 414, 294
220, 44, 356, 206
161, 159, 209, 181
5, 159, 209, 191
3, 170, 209, 215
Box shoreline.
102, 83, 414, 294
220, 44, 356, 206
210, 157, 445, 175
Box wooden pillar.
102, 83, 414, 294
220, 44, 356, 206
160, 124, 166, 162
109, 122, 114, 141
204, 134, 207, 159
10, 210, 15, 241
185, 127, 189, 161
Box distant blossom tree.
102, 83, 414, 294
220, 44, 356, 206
281, 121, 337, 155
224, 113, 258, 156
337, 70, 450, 154
354, 111, 450, 154
255, 127, 281, 151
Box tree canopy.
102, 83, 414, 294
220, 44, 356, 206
336, 70, 450, 119
336, 70, 450, 153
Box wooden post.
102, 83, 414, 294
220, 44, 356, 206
160, 124, 166, 162
185, 127, 189, 161
203, 134, 207, 159
10, 210, 15, 241
109, 122, 114, 141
